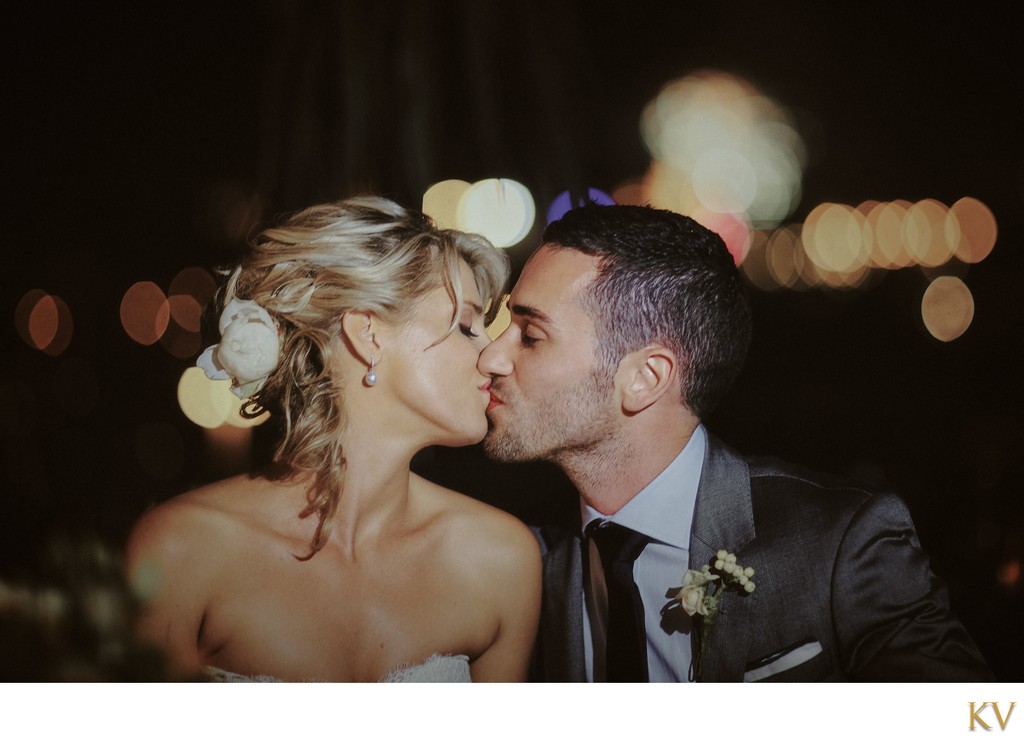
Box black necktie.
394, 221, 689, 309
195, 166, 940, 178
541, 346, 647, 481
587, 520, 651, 682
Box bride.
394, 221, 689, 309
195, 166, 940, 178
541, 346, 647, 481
125, 196, 540, 681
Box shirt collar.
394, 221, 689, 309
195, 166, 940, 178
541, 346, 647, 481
580, 424, 706, 550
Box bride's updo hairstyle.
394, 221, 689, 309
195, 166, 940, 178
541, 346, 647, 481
216, 196, 509, 558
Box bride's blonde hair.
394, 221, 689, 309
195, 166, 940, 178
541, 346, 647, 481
217, 196, 509, 558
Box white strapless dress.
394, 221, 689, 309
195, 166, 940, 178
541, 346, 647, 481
203, 653, 471, 683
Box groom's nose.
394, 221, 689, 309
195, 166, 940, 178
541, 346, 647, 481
477, 327, 514, 377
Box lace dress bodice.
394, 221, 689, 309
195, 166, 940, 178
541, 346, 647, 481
203, 653, 471, 683
381, 653, 471, 682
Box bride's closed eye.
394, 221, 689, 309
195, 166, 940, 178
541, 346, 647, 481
459, 323, 480, 339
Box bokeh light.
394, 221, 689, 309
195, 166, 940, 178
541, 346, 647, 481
546, 188, 615, 225
167, 295, 203, 334
765, 225, 806, 289
456, 178, 536, 247
121, 281, 170, 346
15, 289, 47, 348
949, 196, 997, 264
642, 160, 694, 216
640, 70, 806, 228
752, 195, 994, 297
743, 219, 892, 292
422, 179, 472, 230
424, 178, 536, 247
160, 267, 213, 360
610, 179, 645, 207
692, 147, 758, 215
738, 230, 777, 291
16, 289, 74, 355
812, 260, 873, 291
866, 200, 913, 269
32, 294, 73, 356
692, 209, 751, 265
177, 367, 270, 430
904, 199, 955, 268
178, 367, 227, 429
159, 317, 204, 360
998, 559, 1021, 589
29, 295, 60, 350
802, 203, 868, 273
168, 267, 216, 330
921, 276, 974, 342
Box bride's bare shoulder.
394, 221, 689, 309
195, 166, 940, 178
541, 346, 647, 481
125, 473, 289, 571
409, 475, 541, 639
409, 474, 539, 562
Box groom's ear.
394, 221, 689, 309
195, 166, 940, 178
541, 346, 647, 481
340, 310, 382, 366
617, 345, 678, 414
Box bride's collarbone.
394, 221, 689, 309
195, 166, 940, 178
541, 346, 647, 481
203, 611, 470, 682
199, 564, 487, 675
193, 509, 490, 679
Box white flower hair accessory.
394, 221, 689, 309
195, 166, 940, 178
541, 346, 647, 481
196, 298, 281, 399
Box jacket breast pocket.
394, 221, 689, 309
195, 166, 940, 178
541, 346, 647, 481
744, 640, 829, 682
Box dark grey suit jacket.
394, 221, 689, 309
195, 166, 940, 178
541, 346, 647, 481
532, 433, 991, 682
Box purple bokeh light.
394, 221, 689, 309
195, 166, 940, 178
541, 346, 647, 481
546, 188, 616, 225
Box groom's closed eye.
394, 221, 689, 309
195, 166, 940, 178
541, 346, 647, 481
508, 305, 551, 347
520, 324, 543, 346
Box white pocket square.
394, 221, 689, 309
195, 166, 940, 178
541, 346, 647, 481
743, 640, 823, 682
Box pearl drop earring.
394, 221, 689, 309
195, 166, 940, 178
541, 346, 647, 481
364, 356, 378, 386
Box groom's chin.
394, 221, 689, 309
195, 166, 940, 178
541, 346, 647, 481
480, 430, 504, 461
481, 429, 525, 464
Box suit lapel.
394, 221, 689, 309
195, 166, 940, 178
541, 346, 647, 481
687, 433, 756, 682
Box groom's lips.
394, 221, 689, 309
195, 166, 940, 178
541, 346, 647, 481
487, 390, 505, 411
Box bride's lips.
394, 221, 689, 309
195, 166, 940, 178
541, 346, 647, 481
479, 381, 501, 411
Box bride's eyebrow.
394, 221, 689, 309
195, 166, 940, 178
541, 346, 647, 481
462, 301, 484, 316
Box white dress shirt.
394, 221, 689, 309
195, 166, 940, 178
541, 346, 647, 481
580, 424, 706, 682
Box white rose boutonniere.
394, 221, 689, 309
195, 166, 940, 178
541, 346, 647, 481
676, 567, 717, 617
197, 298, 281, 399
662, 549, 755, 681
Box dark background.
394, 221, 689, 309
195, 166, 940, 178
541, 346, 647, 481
3, 1, 1021, 680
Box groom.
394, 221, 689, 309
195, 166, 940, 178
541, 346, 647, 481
478, 203, 991, 682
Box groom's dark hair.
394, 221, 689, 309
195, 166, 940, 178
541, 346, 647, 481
542, 203, 752, 419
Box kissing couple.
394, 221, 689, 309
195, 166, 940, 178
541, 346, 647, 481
127, 197, 990, 682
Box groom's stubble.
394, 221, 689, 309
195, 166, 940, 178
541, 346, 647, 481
482, 362, 618, 467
